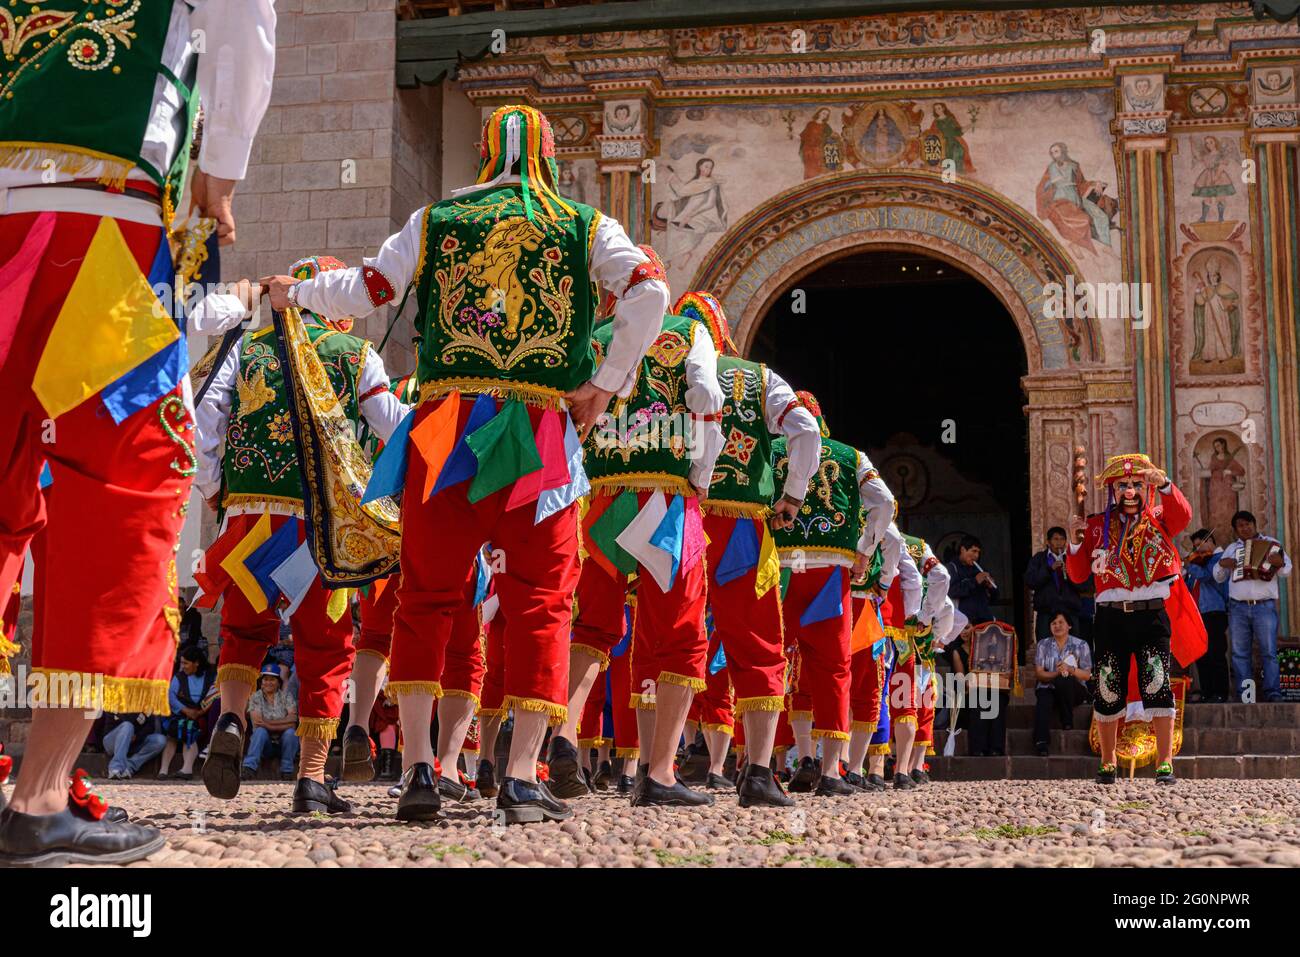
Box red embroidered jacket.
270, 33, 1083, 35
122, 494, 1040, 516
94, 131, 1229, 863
1065, 482, 1191, 595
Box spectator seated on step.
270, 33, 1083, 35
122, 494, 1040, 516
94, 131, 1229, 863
100, 712, 168, 780
159, 645, 217, 780
242, 664, 300, 780
1032, 610, 1092, 757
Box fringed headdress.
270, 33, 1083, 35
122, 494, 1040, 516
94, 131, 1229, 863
1094, 452, 1160, 553
452, 104, 575, 223
673, 290, 738, 356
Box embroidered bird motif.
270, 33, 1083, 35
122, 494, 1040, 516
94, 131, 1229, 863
235, 367, 277, 420
1097, 663, 1119, 704
1143, 655, 1166, 696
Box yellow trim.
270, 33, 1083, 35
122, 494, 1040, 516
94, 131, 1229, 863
355, 648, 389, 664
412, 207, 432, 291
789, 710, 814, 722
0, 634, 19, 660
883, 625, 908, 641
221, 493, 305, 517
631, 693, 657, 711
893, 715, 918, 727
589, 474, 695, 497
868, 743, 892, 756
587, 209, 603, 258
386, 680, 444, 698
850, 720, 878, 733
0, 142, 135, 191
25, 669, 170, 716
216, 663, 261, 688
734, 695, 784, 715
701, 500, 771, 520
440, 688, 481, 708
925, 746, 936, 757
777, 546, 858, 561
577, 736, 610, 749
700, 722, 734, 735
419, 378, 568, 411
614, 746, 640, 759
657, 670, 707, 692
503, 694, 567, 726
477, 707, 506, 719
570, 642, 611, 670
811, 729, 850, 742
297, 717, 339, 742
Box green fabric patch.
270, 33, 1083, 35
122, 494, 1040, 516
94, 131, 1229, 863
465, 399, 542, 503
588, 491, 641, 576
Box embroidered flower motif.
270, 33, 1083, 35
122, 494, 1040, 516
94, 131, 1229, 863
267, 411, 294, 445
542, 246, 562, 263
440, 236, 460, 253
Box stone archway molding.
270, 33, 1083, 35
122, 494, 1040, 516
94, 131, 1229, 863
687, 168, 1101, 371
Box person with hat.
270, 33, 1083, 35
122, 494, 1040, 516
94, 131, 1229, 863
1066, 453, 1193, 785
241, 665, 300, 779
773, 391, 894, 796
257, 105, 669, 825
194, 255, 410, 814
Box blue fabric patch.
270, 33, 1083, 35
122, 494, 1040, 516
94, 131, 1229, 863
799, 566, 844, 627
362, 408, 415, 503
434, 393, 497, 494
714, 516, 759, 586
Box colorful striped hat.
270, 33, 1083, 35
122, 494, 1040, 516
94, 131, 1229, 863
672, 290, 737, 356
463, 104, 575, 223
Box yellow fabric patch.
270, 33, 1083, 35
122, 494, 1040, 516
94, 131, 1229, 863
755, 524, 779, 598
221, 512, 274, 613
326, 587, 352, 622
33, 218, 178, 419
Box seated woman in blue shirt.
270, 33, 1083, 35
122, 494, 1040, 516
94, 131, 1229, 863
1032, 610, 1092, 756
159, 646, 215, 780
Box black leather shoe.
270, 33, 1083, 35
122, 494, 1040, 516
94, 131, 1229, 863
892, 772, 916, 790
705, 772, 734, 790
634, 776, 715, 807
292, 778, 352, 815
1096, 763, 1117, 785
864, 773, 888, 791
203, 712, 245, 800
593, 760, 613, 791
476, 759, 498, 799
439, 772, 481, 803
0, 804, 164, 867
615, 775, 636, 795
545, 735, 590, 799
679, 745, 711, 784
843, 771, 868, 792
789, 756, 820, 793
910, 768, 931, 785
734, 761, 750, 794
738, 767, 794, 808
630, 762, 649, 804
396, 763, 445, 822
496, 776, 573, 824
816, 774, 856, 797
341, 725, 375, 782
377, 748, 400, 781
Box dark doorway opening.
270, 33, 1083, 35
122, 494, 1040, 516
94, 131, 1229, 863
749, 247, 1031, 637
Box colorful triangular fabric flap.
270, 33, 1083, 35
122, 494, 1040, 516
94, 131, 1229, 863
362, 407, 416, 503
617, 491, 673, 593
466, 398, 543, 503
410, 391, 461, 501
588, 490, 641, 577
245, 517, 303, 607
708, 641, 727, 675
680, 497, 705, 575
648, 493, 686, 590
506, 408, 569, 510
434, 393, 497, 495
0, 211, 56, 372
799, 566, 845, 627
779, 565, 792, 602
535, 413, 589, 525
715, 516, 759, 586
220, 512, 275, 613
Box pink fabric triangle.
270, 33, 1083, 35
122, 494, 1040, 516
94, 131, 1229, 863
505, 408, 570, 510
0, 212, 57, 372
680, 495, 706, 573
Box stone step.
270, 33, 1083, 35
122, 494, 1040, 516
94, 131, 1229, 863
928, 754, 1300, 780
999, 701, 1300, 729
1001, 726, 1300, 756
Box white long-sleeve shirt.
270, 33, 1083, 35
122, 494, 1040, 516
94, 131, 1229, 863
916, 541, 951, 626
1, 1, 275, 189
682, 326, 726, 492
877, 522, 904, 591
291, 179, 668, 399
766, 368, 820, 501
1212, 535, 1292, 601
898, 543, 923, 620
194, 337, 408, 508
857, 450, 895, 556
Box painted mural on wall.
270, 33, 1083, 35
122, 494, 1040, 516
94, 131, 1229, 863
650, 90, 1119, 294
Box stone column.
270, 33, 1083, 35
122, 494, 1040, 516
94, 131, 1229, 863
595, 97, 653, 243
1115, 72, 1175, 474
1248, 70, 1300, 629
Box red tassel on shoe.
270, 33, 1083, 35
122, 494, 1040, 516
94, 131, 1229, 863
68, 769, 107, 821
536, 761, 550, 782
432, 757, 443, 777
0, 743, 11, 784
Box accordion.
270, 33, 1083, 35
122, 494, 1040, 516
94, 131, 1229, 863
1233, 538, 1283, 582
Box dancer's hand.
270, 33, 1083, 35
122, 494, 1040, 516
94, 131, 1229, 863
190, 169, 239, 245
565, 381, 614, 443
1068, 514, 1087, 544
770, 495, 800, 532
256, 275, 299, 311
1140, 467, 1168, 488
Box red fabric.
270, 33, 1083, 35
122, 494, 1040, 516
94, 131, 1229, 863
608, 650, 638, 752
915, 666, 935, 745
392, 395, 580, 711
481, 611, 506, 713
629, 511, 709, 694
217, 513, 355, 722
850, 591, 884, 725
571, 554, 629, 660
689, 630, 734, 730
1065, 482, 1191, 593
703, 513, 786, 701
782, 566, 852, 735
1165, 575, 1209, 668
577, 663, 607, 742
0, 211, 191, 695
356, 574, 399, 659
773, 702, 795, 749
888, 654, 918, 722
441, 602, 486, 699
880, 576, 906, 628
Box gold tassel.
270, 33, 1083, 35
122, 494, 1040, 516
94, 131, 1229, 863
419, 378, 568, 411
440, 687, 481, 707
216, 663, 261, 688
503, 694, 567, 726
735, 695, 785, 715
577, 736, 610, 749
811, 728, 850, 742
477, 707, 506, 719
868, 743, 892, 755
589, 475, 695, 498
387, 680, 443, 698
699, 722, 734, 735
630, 692, 656, 711
657, 671, 707, 692
26, 669, 170, 716
925, 745, 936, 756
701, 500, 771, 520
789, 710, 814, 722
570, 642, 611, 670
850, 720, 878, 733
614, 746, 639, 759
0, 143, 134, 191
893, 715, 918, 727
297, 716, 339, 741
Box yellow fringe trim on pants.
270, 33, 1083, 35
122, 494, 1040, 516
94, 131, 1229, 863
297, 717, 339, 741
570, 642, 611, 670
868, 743, 892, 756
477, 707, 506, 719
700, 722, 733, 735
216, 663, 262, 688
657, 670, 707, 692
386, 680, 444, 698
589, 475, 695, 497
893, 715, 918, 727
503, 694, 567, 726
354, 648, 389, 664
734, 694, 785, 715
631, 692, 656, 711
926, 745, 936, 756
614, 747, 640, 759
26, 669, 171, 716
811, 728, 850, 742
440, 688, 481, 708
578, 737, 609, 749
851, 720, 878, 733
789, 710, 814, 722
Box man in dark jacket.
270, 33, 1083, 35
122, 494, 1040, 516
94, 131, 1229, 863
1024, 526, 1083, 640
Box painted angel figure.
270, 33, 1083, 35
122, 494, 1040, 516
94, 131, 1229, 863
656, 157, 728, 268
1190, 135, 1239, 223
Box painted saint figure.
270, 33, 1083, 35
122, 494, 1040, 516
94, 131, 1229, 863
1035, 142, 1116, 254
1190, 259, 1241, 370
799, 107, 844, 178
657, 157, 728, 268
1191, 135, 1238, 224
926, 103, 977, 174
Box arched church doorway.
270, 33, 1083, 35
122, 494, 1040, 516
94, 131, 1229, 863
748, 247, 1031, 636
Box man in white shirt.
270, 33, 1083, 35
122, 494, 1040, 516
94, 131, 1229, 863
0, 0, 276, 867
1212, 509, 1291, 701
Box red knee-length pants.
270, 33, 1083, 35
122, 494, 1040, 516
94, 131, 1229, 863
689, 629, 734, 733
782, 565, 852, 739
849, 595, 884, 734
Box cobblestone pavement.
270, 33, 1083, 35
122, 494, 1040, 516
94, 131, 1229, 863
72, 779, 1300, 868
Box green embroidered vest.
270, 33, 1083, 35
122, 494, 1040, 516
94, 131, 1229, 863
223, 325, 365, 507
772, 437, 863, 558
703, 356, 774, 517
0, 1, 198, 216
413, 186, 600, 404
903, 533, 936, 653
583, 314, 697, 494
851, 542, 886, 596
